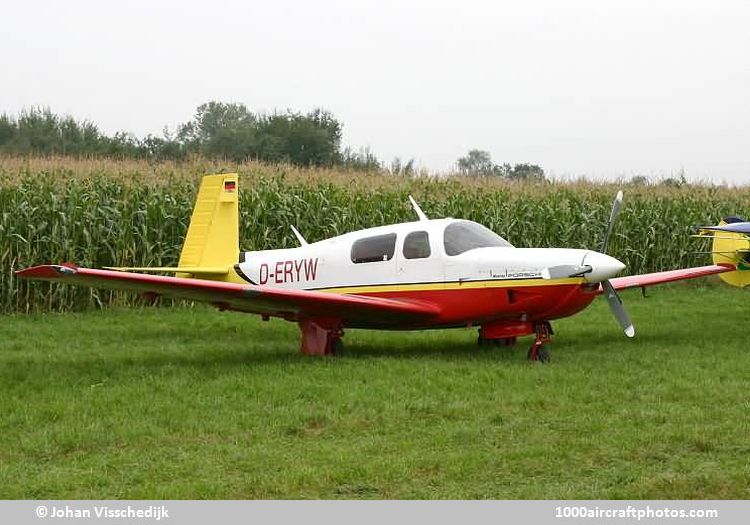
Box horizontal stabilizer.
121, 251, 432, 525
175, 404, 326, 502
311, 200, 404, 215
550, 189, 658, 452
691, 250, 748, 255
697, 222, 750, 235
692, 234, 750, 244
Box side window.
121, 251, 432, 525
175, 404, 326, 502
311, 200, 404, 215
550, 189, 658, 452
351, 233, 397, 263
403, 231, 431, 259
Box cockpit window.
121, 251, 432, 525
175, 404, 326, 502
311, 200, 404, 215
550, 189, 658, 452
351, 233, 397, 263
403, 231, 431, 259
443, 221, 512, 256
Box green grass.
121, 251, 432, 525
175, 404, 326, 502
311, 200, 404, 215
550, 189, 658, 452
1, 284, 748, 499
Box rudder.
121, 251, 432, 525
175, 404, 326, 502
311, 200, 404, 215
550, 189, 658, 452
709, 218, 750, 287
177, 173, 239, 280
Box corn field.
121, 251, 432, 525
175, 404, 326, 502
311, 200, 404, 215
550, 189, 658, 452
2, 156, 749, 313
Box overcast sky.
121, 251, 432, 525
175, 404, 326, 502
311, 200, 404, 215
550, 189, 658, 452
2, 0, 749, 182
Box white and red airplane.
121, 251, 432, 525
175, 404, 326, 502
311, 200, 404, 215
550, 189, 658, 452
17, 174, 750, 361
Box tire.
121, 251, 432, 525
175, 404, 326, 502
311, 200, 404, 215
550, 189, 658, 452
537, 345, 551, 363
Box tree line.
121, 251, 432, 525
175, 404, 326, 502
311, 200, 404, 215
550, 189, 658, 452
0, 103, 349, 167
456, 149, 545, 180
0, 103, 545, 178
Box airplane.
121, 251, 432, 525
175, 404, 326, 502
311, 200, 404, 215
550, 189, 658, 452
16, 173, 750, 361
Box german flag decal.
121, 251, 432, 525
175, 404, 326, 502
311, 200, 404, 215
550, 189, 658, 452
224, 180, 236, 192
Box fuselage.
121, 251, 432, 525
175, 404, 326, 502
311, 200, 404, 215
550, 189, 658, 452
230, 218, 625, 330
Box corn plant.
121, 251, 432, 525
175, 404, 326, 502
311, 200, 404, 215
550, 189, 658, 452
2, 158, 749, 312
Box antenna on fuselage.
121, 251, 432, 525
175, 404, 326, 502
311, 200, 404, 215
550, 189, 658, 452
291, 225, 308, 246
408, 195, 428, 221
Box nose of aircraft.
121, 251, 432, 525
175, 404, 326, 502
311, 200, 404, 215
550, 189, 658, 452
582, 251, 626, 282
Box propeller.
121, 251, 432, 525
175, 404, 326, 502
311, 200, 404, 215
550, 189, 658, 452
599, 190, 634, 338
602, 280, 635, 337
539, 190, 633, 336
601, 190, 623, 253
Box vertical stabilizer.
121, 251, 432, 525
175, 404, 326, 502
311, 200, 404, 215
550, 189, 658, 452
177, 173, 239, 279
709, 218, 750, 287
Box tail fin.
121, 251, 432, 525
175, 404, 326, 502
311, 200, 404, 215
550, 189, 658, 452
176, 173, 239, 280
704, 217, 750, 287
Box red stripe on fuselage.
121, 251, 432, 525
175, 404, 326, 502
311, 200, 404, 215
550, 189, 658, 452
351, 283, 597, 329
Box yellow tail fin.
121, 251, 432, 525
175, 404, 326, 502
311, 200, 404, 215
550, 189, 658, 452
177, 173, 239, 280
710, 219, 750, 287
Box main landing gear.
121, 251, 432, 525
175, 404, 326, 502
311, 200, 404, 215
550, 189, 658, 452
298, 318, 345, 356
527, 321, 553, 363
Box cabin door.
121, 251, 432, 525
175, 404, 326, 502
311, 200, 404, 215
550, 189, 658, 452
396, 230, 443, 286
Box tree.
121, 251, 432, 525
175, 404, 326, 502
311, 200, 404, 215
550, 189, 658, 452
257, 110, 341, 166
174, 102, 343, 165
340, 147, 381, 171
140, 134, 184, 161
457, 149, 494, 176
456, 149, 545, 181
508, 163, 545, 181
0, 114, 17, 148
389, 157, 415, 176
176, 101, 257, 160
660, 169, 688, 188
0, 103, 348, 167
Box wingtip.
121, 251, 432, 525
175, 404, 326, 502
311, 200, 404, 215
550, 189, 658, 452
15, 264, 78, 279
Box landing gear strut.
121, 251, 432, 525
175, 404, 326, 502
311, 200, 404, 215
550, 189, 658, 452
528, 321, 553, 363
298, 318, 344, 356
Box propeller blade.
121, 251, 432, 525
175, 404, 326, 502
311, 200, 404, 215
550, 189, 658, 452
541, 264, 592, 280
602, 279, 635, 337
600, 190, 624, 254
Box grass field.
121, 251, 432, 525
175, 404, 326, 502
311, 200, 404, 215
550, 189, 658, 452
1, 283, 748, 499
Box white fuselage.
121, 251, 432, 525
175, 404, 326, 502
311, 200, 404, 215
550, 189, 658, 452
234, 219, 624, 292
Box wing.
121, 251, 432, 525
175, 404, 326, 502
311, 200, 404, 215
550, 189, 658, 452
16, 265, 440, 327
604, 264, 734, 292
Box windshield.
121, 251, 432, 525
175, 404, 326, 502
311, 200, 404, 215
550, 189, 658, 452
443, 221, 513, 256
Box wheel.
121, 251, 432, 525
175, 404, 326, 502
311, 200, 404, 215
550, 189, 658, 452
330, 337, 344, 356
527, 344, 551, 362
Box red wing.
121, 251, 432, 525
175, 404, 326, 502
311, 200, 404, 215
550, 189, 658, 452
16, 265, 440, 326
604, 264, 734, 292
